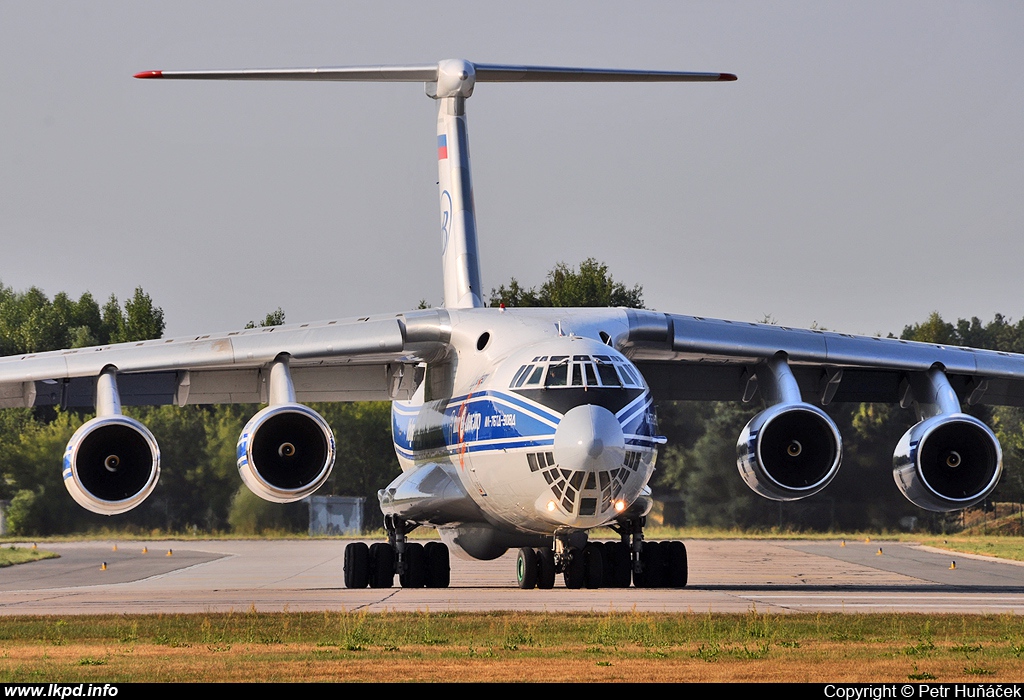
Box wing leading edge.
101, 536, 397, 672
0, 309, 451, 409
619, 309, 1024, 407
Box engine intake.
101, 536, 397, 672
236, 403, 336, 503
63, 415, 161, 515
737, 403, 842, 501
893, 414, 1002, 511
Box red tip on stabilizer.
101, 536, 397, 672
718, 73, 738, 81
134, 70, 163, 79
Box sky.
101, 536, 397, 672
1, 2, 1022, 338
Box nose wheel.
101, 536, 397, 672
513, 518, 689, 589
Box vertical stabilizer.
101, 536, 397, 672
428, 60, 484, 308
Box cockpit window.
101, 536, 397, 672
512, 353, 645, 390
597, 363, 620, 387
545, 362, 568, 387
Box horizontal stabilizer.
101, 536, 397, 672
134, 61, 736, 83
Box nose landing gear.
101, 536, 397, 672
515, 517, 687, 589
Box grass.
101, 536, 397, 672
1, 611, 1024, 682
0, 545, 58, 567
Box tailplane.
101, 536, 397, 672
136, 60, 736, 309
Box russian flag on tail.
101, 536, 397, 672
438, 134, 448, 160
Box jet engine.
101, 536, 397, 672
736, 403, 842, 501
236, 403, 336, 503
893, 414, 1002, 512
63, 415, 161, 515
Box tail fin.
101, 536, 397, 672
136, 60, 735, 309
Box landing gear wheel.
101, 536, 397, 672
563, 548, 585, 589
536, 547, 556, 589
424, 542, 450, 588
636, 540, 665, 588
343, 542, 369, 589
594, 542, 615, 586
368, 542, 395, 589
516, 547, 539, 589
583, 542, 604, 589
400, 542, 426, 588
607, 541, 632, 588
665, 540, 688, 588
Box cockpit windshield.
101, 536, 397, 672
509, 354, 642, 389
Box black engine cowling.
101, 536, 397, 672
63, 415, 161, 515
236, 403, 336, 503
893, 414, 1002, 512
736, 403, 842, 501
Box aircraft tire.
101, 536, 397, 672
665, 540, 688, 588
594, 542, 615, 585
424, 541, 450, 588
536, 547, 556, 589
607, 542, 632, 588
343, 542, 369, 589
637, 540, 666, 588
517, 547, 538, 589
368, 542, 395, 589
400, 542, 426, 588
583, 543, 604, 589
563, 548, 585, 589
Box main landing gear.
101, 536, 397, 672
343, 515, 451, 589
515, 517, 687, 589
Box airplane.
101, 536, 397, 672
0, 59, 1016, 590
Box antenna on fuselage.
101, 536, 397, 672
135, 60, 736, 309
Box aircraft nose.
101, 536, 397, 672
553, 404, 625, 472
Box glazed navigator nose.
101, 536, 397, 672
553, 404, 625, 473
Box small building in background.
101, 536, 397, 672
308, 496, 364, 535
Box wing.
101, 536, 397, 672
0, 309, 450, 515
0, 309, 450, 409
619, 309, 1023, 408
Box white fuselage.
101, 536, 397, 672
389, 307, 659, 542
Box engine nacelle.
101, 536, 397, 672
63, 415, 161, 515
236, 403, 336, 503
893, 414, 1002, 512
736, 403, 842, 501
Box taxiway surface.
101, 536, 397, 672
1, 539, 1022, 615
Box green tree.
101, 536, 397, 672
489, 258, 644, 309
246, 308, 285, 329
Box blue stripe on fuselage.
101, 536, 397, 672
392, 388, 655, 460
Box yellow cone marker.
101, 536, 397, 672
950, 561, 956, 570
876, 548, 883, 555
865, 537, 871, 543
112, 544, 117, 552
101, 562, 107, 571
142, 547, 148, 554
31, 543, 37, 550
840, 540, 846, 547
166, 549, 173, 556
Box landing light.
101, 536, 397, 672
614, 499, 626, 512
546, 500, 557, 512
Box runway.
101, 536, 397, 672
2, 539, 1022, 615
